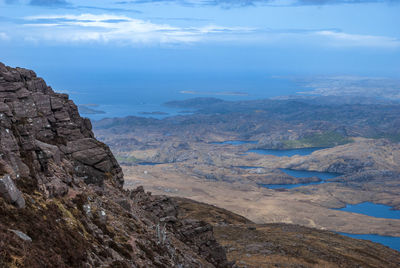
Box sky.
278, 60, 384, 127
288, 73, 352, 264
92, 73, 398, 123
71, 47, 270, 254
0, 0, 400, 113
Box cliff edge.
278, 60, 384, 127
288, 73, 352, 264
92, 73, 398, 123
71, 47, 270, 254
0, 63, 230, 267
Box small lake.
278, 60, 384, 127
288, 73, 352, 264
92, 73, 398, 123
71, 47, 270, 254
137, 162, 162, 166
236, 166, 264, 169
248, 147, 326, 157
260, 168, 341, 189
211, 140, 258, 145
243, 148, 400, 251
335, 203, 400, 251
336, 202, 400, 219
338, 232, 400, 252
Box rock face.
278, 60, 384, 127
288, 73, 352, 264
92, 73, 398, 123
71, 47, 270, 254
0, 174, 25, 208
0, 63, 230, 267
0, 62, 123, 193
131, 187, 229, 267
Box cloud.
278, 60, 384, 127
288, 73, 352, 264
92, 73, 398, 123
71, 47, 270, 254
29, 0, 69, 6
4, 0, 141, 13
0, 32, 10, 40
316, 30, 400, 48
22, 14, 254, 44
295, 0, 396, 5
150, 17, 210, 22
115, 0, 396, 7
4, 0, 397, 8
11, 14, 399, 48
75, 6, 141, 14
115, 0, 268, 7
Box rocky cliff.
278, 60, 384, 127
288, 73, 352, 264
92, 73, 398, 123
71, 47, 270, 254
0, 63, 230, 267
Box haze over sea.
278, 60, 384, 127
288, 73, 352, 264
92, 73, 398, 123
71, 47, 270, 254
1, 0, 400, 265
53, 70, 300, 120
1, 0, 399, 120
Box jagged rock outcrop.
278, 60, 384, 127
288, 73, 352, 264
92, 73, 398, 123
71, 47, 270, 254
0, 62, 123, 195
0, 63, 230, 267
131, 187, 229, 267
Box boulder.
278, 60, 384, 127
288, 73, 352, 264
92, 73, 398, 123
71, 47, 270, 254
0, 174, 25, 208
9, 229, 32, 242
35, 139, 61, 164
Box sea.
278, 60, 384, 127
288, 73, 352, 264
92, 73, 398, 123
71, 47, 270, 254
50, 71, 302, 121
48, 70, 400, 251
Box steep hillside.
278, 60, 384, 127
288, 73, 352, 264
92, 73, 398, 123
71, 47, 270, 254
0, 63, 229, 267
1, 62, 399, 268
174, 197, 400, 268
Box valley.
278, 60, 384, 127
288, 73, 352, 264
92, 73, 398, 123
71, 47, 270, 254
94, 97, 400, 251
174, 197, 400, 267
1, 63, 400, 268
3, 0, 400, 265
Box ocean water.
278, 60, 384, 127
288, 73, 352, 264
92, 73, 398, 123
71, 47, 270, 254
54, 71, 300, 121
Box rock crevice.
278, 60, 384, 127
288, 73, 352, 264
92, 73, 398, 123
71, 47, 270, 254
0, 62, 123, 196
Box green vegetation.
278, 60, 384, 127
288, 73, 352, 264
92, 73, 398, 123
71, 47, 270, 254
115, 155, 139, 164
281, 132, 353, 149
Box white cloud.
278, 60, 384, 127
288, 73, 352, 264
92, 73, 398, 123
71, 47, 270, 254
23, 14, 254, 44
316, 30, 400, 48
13, 14, 400, 49
0, 32, 10, 40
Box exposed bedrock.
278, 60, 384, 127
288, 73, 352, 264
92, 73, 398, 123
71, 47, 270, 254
0, 62, 123, 198
0, 63, 230, 267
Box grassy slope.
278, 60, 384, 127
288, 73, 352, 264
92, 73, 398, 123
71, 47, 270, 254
281, 132, 353, 149
173, 197, 400, 268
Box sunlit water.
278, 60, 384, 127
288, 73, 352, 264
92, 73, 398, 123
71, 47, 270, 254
338, 232, 400, 252
248, 147, 327, 157
259, 168, 340, 189
242, 149, 400, 251
336, 202, 400, 219
334, 202, 400, 251
66, 74, 299, 121
137, 162, 161, 166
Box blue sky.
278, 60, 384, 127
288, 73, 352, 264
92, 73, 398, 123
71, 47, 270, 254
1, 0, 400, 103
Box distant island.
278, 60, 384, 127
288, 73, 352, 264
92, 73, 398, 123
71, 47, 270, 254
180, 90, 249, 96
139, 111, 169, 115
78, 105, 106, 115
294, 76, 400, 101
94, 95, 400, 254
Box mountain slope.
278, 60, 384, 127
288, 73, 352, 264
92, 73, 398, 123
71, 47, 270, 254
0, 63, 229, 267
174, 197, 400, 268
1, 62, 399, 268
